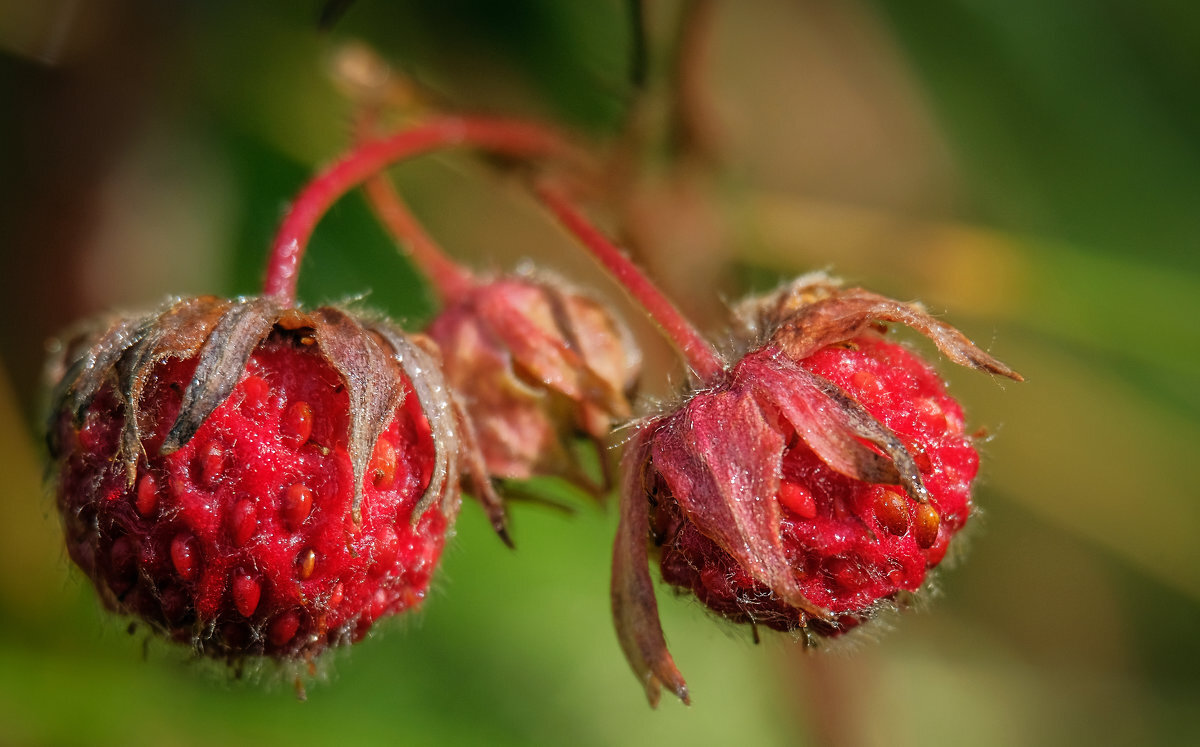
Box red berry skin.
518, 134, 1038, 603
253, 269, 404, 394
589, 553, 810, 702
48, 297, 460, 662
611, 274, 1021, 706
653, 336, 977, 634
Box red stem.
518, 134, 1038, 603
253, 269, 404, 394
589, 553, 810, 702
535, 183, 725, 384
362, 175, 476, 302
264, 116, 575, 306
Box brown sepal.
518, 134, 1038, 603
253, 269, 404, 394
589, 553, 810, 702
371, 327, 462, 522
740, 274, 1023, 381
162, 297, 280, 453
310, 307, 407, 525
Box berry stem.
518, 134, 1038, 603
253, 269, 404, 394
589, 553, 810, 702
535, 183, 725, 383
264, 116, 576, 306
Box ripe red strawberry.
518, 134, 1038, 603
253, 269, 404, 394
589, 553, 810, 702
47, 296, 460, 662
652, 334, 977, 637
536, 186, 1022, 706
608, 274, 1021, 704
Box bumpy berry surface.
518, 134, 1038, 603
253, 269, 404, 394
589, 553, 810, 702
653, 335, 978, 635
54, 338, 446, 660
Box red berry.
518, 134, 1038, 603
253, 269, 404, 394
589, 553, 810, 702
609, 274, 1022, 705
652, 336, 976, 631
47, 296, 461, 662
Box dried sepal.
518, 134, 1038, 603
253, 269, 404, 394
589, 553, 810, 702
162, 297, 279, 453
612, 431, 689, 707
746, 352, 902, 487
369, 327, 457, 518
448, 391, 512, 547
48, 296, 455, 522
309, 307, 407, 524
651, 390, 827, 618
745, 352, 929, 503
57, 313, 154, 424
739, 273, 1023, 382
427, 274, 640, 487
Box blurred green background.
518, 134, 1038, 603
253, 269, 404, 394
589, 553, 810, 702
1, 1, 1198, 745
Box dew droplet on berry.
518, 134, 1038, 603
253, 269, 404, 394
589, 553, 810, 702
874, 488, 910, 536
171, 534, 200, 581
230, 499, 257, 547
232, 571, 261, 617
283, 484, 313, 529
778, 480, 817, 519
913, 503, 940, 549
281, 401, 313, 449
371, 440, 397, 489
297, 548, 316, 580
135, 474, 159, 517
270, 611, 300, 647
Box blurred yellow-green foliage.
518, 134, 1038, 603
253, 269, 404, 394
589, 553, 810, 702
2, 1, 1198, 745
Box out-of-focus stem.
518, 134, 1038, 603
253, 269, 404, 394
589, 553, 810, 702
535, 182, 725, 384
264, 116, 576, 306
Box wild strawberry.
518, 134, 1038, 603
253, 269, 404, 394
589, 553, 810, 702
356, 129, 638, 493
45, 115, 584, 665
537, 186, 1021, 706
47, 296, 460, 662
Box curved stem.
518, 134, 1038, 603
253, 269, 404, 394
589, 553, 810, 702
264, 116, 577, 306
535, 183, 725, 384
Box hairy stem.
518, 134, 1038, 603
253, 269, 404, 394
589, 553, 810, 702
264, 116, 576, 306
535, 182, 725, 384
